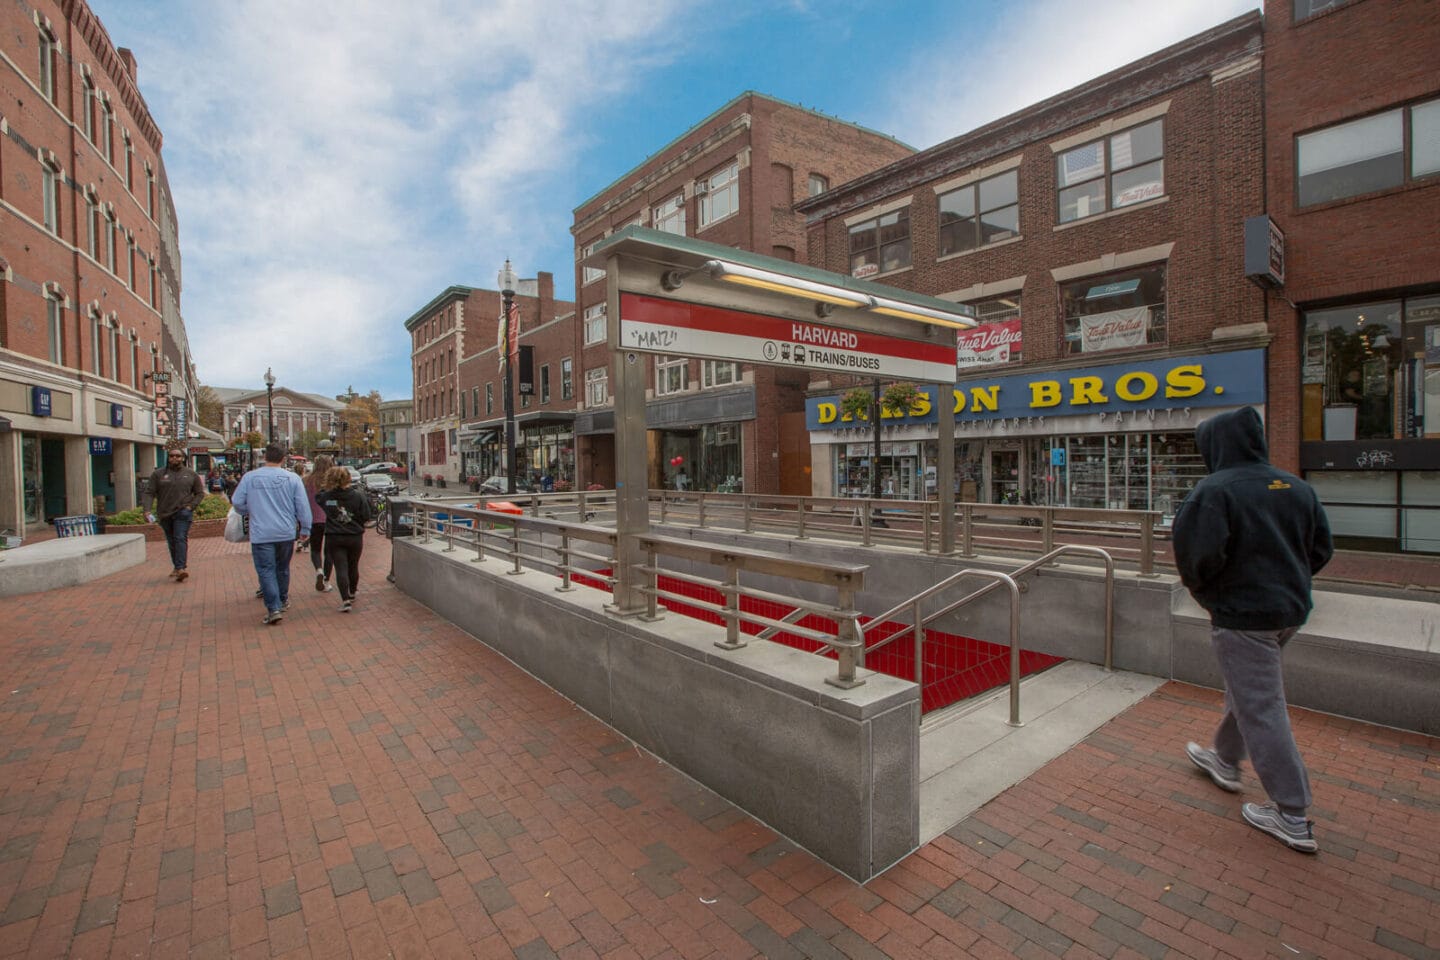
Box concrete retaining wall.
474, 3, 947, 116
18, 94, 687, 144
394, 537, 920, 882
0, 533, 147, 597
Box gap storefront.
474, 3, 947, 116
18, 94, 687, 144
806, 348, 1267, 522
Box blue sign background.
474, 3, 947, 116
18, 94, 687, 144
806, 348, 1266, 430
31, 386, 52, 417
111, 403, 124, 427
89, 438, 112, 456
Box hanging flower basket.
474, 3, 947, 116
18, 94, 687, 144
881, 381, 923, 414
839, 388, 873, 422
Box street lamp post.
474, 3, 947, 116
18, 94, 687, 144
498, 259, 517, 495
245, 403, 257, 471
263, 367, 276, 445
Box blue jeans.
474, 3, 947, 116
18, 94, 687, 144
159, 509, 193, 570
251, 540, 295, 614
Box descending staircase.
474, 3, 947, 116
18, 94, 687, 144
572, 570, 1062, 714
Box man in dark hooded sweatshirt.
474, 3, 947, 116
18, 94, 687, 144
1173, 406, 1332, 853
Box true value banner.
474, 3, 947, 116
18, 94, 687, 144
618, 293, 956, 383
956, 318, 1021, 367
1079, 306, 1148, 352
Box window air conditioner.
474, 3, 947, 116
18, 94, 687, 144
694, 181, 709, 196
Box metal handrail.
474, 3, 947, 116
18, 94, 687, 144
860, 545, 1115, 725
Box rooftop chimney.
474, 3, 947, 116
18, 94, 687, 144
117, 48, 138, 81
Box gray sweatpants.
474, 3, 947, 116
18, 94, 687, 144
1209, 625, 1312, 815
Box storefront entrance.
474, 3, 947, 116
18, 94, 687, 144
989, 448, 1021, 504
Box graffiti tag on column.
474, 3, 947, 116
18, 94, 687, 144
1355, 449, 1394, 468
630, 328, 677, 348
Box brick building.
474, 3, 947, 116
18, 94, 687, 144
0, 0, 191, 532
569, 92, 914, 492
405, 273, 572, 485
1263, 0, 1439, 553
797, 13, 1266, 517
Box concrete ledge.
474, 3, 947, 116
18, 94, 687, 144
1173, 590, 1440, 736
0, 533, 147, 597
395, 536, 919, 881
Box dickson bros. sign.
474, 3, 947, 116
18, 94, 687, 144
806, 348, 1266, 428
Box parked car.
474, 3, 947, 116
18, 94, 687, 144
363, 473, 398, 496
345, 466, 363, 486
360, 461, 398, 475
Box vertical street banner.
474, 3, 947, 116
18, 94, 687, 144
153, 376, 171, 437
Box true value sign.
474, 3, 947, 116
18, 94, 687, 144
619, 293, 956, 383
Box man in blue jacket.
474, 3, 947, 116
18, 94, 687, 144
231, 444, 312, 625
1173, 407, 1332, 853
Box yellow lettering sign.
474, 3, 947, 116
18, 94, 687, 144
1030, 381, 1061, 408
1114, 371, 1158, 402
817, 402, 837, 424
1069, 376, 1108, 405
1165, 364, 1205, 399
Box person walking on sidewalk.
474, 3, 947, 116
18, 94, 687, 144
1173, 406, 1333, 854
142, 442, 206, 582
318, 465, 372, 613
303, 454, 336, 593
231, 444, 311, 625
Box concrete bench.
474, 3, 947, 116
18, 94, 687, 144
0, 533, 146, 598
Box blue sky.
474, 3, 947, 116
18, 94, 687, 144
87, 0, 1258, 401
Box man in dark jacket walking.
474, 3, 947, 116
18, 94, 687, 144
141, 442, 206, 582
1173, 406, 1333, 853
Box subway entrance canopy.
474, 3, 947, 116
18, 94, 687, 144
584, 225, 976, 615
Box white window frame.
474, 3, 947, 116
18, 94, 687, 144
485, 383, 493, 415
41, 162, 60, 234
108, 324, 119, 380
105, 210, 117, 272
82, 74, 95, 142
581, 240, 605, 285
585, 367, 608, 407
37, 23, 56, 102
86, 194, 99, 258
702, 361, 741, 388
583, 303, 607, 345
653, 194, 685, 235
131, 337, 140, 388
655, 356, 688, 396
91, 311, 103, 376
47, 295, 63, 364
698, 161, 739, 227
1056, 118, 1165, 224
540, 364, 550, 403
807, 173, 829, 197
561, 358, 573, 400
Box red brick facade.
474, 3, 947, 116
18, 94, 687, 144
1, 0, 184, 530
570, 93, 914, 493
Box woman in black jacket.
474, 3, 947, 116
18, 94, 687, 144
319, 466, 373, 612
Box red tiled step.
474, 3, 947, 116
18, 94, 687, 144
572, 570, 1061, 713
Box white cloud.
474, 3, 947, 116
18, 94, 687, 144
101, 0, 694, 394
883, 0, 1261, 149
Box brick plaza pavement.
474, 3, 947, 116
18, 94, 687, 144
1, 532, 1437, 959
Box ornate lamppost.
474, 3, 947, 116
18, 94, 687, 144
498, 258, 517, 495
263, 367, 276, 445
245, 402, 257, 471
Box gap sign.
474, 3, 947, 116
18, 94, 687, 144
619, 293, 956, 383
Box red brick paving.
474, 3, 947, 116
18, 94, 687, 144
1, 532, 1437, 959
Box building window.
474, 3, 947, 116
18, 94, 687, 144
581, 239, 605, 285
540, 364, 551, 403
149, 262, 158, 308
808, 173, 829, 197
471, 387, 478, 418
124, 134, 134, 189
131, 339, 140, 388
1298, 98, 1440, 207
959, 294, 1024, 365
101, 97, 114, 164
485, 383, 493, 416
938, 170, 1018, 256
698, 161, 739, 227
1302, 294, 1440, 442
583, 303, 606, 345
110, 326, 119, 380
561, 358, 573, 400
655, 356, 688, 396
91, 313, 104, 376
585, 367, 608, 407
702, 361, 741, 388
1294, 0, 1355, 21
105, 212, 117, 272
82, 75, 96, 142
459, 390, 467, 419
653, 194, 685, 235
86, 196, 99, 258
47, 295, 64, 364
1060, 264, 1167, 355
146, 170, 156, 219
38, 25, 57, 102
1057, 118, 1164, 223
848, 207, 910, 278
127, 238, 136, 288
41, 163, 61, 234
